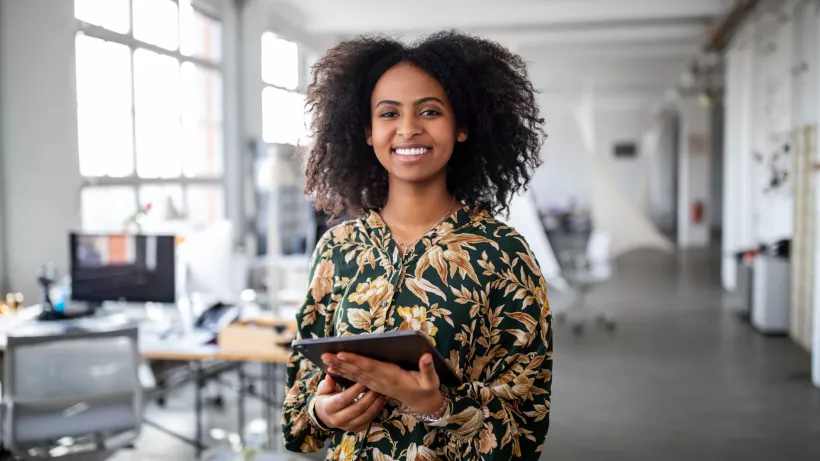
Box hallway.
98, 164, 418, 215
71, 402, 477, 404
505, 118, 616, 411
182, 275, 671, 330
544, 248, 820, 460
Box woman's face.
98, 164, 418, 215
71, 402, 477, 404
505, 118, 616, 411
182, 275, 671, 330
367, 62, 467, 185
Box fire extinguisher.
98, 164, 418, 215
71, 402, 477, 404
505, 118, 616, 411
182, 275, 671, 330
691, 200, 705, 224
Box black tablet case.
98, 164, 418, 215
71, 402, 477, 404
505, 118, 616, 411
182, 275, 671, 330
292, 330, 461, 388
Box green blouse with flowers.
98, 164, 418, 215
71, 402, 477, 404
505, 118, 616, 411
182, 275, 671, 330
282, 206, 553, 460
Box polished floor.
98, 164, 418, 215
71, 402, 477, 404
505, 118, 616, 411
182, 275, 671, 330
114, 247, 820, 460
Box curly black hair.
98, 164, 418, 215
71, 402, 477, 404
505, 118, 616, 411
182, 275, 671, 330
304, 30, 545, 218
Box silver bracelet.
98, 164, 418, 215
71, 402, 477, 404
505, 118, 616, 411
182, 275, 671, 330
410, 386, 449, 424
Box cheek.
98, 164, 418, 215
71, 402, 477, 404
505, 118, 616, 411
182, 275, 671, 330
370, 126, 393, 150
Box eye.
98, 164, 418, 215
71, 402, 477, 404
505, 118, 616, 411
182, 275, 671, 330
379, 111, 398, 118
420, 109, 441, 117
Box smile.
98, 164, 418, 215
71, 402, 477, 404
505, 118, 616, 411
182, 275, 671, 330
392, 147, 431, 157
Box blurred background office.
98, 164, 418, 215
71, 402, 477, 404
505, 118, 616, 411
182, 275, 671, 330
0, 0, 819, 460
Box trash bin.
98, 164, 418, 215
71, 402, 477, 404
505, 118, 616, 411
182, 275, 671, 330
735, 249, 757, 320
751, 239, 791, 335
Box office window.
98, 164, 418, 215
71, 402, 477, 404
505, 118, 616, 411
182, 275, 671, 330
74, 0, 130, 34
75, 35, 133, 177
75, 0, 224, 232
133, 0, 179, 51
261, 32, 306, 145
262, 32, 298, 90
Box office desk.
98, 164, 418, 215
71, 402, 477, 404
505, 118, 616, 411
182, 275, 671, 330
140, 343, 291, 457
0, 307, 294, 458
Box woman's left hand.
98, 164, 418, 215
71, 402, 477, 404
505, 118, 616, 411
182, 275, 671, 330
322, 352, 445, 415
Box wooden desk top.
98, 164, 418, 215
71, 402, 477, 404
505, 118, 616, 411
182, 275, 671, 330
141, 344, 291, 363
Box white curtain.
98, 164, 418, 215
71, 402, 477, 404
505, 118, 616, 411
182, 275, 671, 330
572, 83, 674, 258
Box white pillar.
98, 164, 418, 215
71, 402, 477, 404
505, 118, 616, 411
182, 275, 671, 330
676, 97, 712, 248
0, 0, 82, 299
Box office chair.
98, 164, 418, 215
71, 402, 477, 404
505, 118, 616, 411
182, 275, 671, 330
1, 325, 142, 460
556, 230, 616, 335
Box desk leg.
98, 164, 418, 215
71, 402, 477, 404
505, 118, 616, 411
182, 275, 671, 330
238, 364, 246, 445
195, 361, 203, 459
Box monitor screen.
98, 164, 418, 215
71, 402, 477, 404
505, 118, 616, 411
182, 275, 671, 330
70, 233, 176, 304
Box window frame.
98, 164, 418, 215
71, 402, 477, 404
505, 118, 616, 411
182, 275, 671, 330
75, 0, 226, 226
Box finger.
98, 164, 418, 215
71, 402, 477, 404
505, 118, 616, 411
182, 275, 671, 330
316, 374, 336, 396
330, 359, 402, 390
346, 395, 387, 429
328, 362, 374, 389
326, 383, 366, 412
334, 391, 382, 425
418, 354, 440, 388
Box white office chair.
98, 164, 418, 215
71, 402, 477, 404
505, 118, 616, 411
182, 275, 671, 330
558, 230, 616, 335
2, 325, 142, 460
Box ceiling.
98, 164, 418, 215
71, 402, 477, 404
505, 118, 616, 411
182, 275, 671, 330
273, 0, 736, 103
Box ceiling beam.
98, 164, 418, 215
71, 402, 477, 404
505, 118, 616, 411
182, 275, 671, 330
301, 0, 732, 35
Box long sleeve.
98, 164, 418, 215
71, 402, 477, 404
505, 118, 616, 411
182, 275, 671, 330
429, 234, 553, 459
282, 233, 338, 453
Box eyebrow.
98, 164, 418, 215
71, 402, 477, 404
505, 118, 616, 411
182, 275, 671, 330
375, 97, 445, 107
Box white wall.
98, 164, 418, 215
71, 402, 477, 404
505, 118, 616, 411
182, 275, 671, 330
0, 0, 6, 294
677, 97, 711, 247
532, 103, 593, 210
0, 0, 82, 300
531, 91, 660, 216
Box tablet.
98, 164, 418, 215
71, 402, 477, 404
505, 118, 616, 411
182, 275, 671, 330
291, 330, 461, 388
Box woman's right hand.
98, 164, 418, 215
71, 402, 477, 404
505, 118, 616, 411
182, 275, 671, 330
314, 375, 387, 433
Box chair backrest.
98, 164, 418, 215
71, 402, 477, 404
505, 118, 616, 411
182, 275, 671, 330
586, 230, 613, 279
2, 325, 142, 460
586, 230, 613, 265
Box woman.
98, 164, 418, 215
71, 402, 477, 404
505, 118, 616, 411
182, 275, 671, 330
283, 31, 552, 460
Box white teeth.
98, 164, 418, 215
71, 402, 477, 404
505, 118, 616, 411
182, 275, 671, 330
394, 148, 430, 156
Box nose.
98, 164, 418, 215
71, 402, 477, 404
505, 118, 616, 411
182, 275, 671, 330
397, 114, 422, 139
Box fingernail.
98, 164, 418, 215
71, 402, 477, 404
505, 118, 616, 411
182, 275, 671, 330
337, 354, 347, 361
327, 366, 336, 374
424, 356, 432, 365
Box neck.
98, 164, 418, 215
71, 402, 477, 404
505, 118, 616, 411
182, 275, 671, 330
381, 175, 453, 229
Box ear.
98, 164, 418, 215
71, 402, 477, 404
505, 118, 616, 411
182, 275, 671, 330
365, 126, 373, 146
456, 127, 468, 143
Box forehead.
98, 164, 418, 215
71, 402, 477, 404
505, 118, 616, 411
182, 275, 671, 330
371, 62, 448, 103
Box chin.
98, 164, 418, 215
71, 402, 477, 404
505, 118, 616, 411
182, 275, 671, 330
391, 169, 445, 184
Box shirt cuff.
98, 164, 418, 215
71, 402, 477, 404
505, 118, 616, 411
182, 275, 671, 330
307, 393, 332, 432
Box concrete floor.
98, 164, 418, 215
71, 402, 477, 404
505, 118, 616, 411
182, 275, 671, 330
114, 247, 820, 460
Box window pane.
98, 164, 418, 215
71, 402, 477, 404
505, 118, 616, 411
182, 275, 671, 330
261, 32, 298, 90
262, 87, 306, 145
133, 0, 179, 51
186, 185, 224, 222
75, 0, 130, 34
139, 184, 184, 219
81, 187, 137, 232
134, 48, 182, 178
75, 34, 133, 177
183, 124, 224, 178
180, 1, 222, 63
181, 62, 223, 123
181, 62, 223, 177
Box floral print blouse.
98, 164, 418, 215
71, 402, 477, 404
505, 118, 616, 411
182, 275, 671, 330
283, 206, 553, 460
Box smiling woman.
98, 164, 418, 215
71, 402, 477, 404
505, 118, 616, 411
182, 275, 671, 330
283, 30, 551, 461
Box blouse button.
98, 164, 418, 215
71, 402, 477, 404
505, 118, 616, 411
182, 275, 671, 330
382, 301, 389, 308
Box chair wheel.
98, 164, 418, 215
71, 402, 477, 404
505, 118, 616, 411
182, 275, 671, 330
572, 324, 584, 336
156, 397, 166, 407
605, 321, 616, 333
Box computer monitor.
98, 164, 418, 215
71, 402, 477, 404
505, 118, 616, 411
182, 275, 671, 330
70, 233, 176, 304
